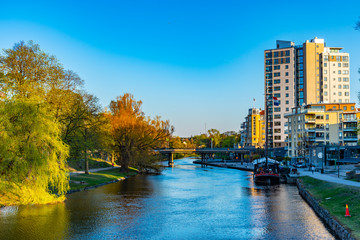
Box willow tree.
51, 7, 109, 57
0, 99, 69, 205
106, 94, 174, 172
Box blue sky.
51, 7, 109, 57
1, 0, 360, 136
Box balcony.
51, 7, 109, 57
343, 118, 357, 123
343, 127, 357, 131
344, 136, 358, 142
305, 128, 316, 132
305, 118, 315, 123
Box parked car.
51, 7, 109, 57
293, 162, 306, 168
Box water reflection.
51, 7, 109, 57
0, 158, 334, 239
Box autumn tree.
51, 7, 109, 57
106, 94, 174, 172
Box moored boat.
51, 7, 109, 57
253, 158, 280, 184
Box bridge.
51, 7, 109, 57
157, 148, 252, 166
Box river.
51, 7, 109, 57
0, 158, 334, 239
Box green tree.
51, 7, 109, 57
208, 129, 221, 148
0, 99, 69, 205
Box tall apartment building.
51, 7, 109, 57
240, 108, 265, 148
286, 103, 359, 159
264, 37, 350, 148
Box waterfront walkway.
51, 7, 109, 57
70, 166, 120, 175
298, 168, 360, 187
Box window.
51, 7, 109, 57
274, 65, 280, 70
285, 79, 289, 83
274, 122, 281, 126
343, 63, 349, 67
285, 86, 289, 90
343, 56, 349, 62
338, 63, 341, 67
274, 129, 281, 133
344, 106, 347, 110
274, 107, 281, 112
286, 100, 289, 104
324, 70, 327, 74
343, 77, 349, 82
326, 114, 329, 120
324, 91, 328, 96
286, 93, 289, 97
336, 56, 341, 61
274, 72, 280, 77
274, 59, 279, 64
324, 84, 327, 88
285, 50, 290, 56
274, 136, 281, 140
285, 72, 289, 76
338, 85, 342, 89
286, 108, 289, 111
345, 92, 349, 96
338, 70, 341, 74
343, 85, 349, 89
285, 65, 289, 69
326, 124, 329, 130
274, 79, 280, 84
274, 93, 280, 98
324, 63, 327, 67
285, 57, 290, 63
351, 106, 354, 110
343, 70, 349, 74
324, 55, 328, 61
338, 77, 341, 82
324, 77, 327, 81
266, 60, 272, 65
274, 52, 279, 57
274, 114, 281, 119
265, 52, 272, 58
339, 92, 342, 96
274, 86, 280, 91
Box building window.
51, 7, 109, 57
286, 108, 289, 111
286, 93, 289, 97
285, 86, 289, 90
274, 136, 281, 140
285, 79, 289, 83
324, 91, 327, 96
274, 129, 281, 133
345, 92, 349, 96
285, 65, 289, 69
344, 106, 347, 110
265, 52, 272, 58
285, 72, 289, 76
274, 65, 280, 70
274, 86, 281, 91
338, 85, 342, 89
274, 93, 280, 98
343, 56, 349, 62
336, 56, 341, 61
351, 106, 354, 110
338, 70, 341, 74
326, 114, 329, 120
285, 50, 290, 56
338, 77, 341, 82
338, 63, 341, 67
338, 92, 342, 96
274, 72, 280, 77
343, 63, 349, 67
274, 114, 281, 119
343, 77, 349, 82
274, 107, 281, 112
343, 70, 349, 74
324, 63, 327, 67
274, 59, 279, 64
274, 52, 279, 57
286, 100, 289, 104
324, 77, 327, 81
324, 84, 327, 88
324, 70, 327, 74
274, 122, 281, 126
274, 79, 280, 84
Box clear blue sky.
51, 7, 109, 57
1, 0, 360, 137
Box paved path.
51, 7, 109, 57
298, 168, 360, 187
70, 166, 120, 175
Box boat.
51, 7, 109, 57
253, 158, 280, 184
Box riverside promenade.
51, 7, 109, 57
298, 168, 360, 187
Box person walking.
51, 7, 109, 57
311, 165, 315, 174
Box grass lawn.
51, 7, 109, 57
300, 176, 360, 239
69, 167, 138, 191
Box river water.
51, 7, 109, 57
0, 158, 334, 240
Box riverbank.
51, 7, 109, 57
68, 167, 138, 194
193, 159, 254, 172
298, 176, 360, 239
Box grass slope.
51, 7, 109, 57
300, 176, 360, 239
69, 167, 138, 191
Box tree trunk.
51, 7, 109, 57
85, 149, 89, 174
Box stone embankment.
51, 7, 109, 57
296, 180, 356, 240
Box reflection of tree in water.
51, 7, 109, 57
0, 203, 69, 240
65, 174, 155, 237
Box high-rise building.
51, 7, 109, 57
264, 37, 351, 148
